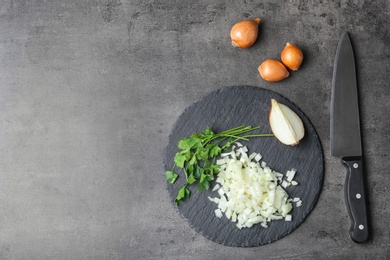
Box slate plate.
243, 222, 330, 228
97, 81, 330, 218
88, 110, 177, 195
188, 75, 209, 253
163, 86, 324, 247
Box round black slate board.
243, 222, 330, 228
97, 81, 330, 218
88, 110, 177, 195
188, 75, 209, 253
163, 86, 324, 247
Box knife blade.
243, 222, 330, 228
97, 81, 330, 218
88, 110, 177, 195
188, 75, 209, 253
330, 31, 370, 243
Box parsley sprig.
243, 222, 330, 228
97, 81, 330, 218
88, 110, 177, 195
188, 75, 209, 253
164, 125, 273, 205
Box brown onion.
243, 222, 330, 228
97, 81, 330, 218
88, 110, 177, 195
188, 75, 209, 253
258, 59, 290, 82
230, 18, 261, 48
281, 42, 303, 70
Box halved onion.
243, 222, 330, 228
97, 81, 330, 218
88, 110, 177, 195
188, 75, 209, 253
269, 99, 305, 146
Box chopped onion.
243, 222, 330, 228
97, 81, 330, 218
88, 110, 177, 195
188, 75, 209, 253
292, 197, 300, 202
215, 209, 223, 218
286, 169, 296, 182
216, 158, 226, 165
212, 183, 221, 191
235, 142, 243, 147
295, 198, 303, 207
208, 146, 300, 229
281, 180, 289, 188
248, 152, 257, 160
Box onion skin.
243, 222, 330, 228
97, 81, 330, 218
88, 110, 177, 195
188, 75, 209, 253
230, 18, 261, 48
258, 59, 290, 82
281, 42, 303, 71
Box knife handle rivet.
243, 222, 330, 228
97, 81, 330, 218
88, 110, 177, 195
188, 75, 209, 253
359, 225, 364, 230
356, 193, 361, 199
353, 163, 358, 169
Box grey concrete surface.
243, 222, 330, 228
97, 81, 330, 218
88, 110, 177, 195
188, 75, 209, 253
0, 0, 389, 259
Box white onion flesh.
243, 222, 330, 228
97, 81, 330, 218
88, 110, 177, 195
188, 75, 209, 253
210, 145, 301, 229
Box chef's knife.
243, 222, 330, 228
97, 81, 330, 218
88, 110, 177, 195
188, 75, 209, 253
330, 31, 370, 243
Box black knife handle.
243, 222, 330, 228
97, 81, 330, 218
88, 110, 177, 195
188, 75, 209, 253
341, 156, 370, 243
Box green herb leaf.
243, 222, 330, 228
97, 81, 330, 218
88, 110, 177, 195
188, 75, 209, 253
203, 161, 212, 169
202, 127, 214, 137
187, 174, 197, 185
199, 172, 207, 183
175, 186, 190, 205
164, 171, 178, 184
203, 179, 210, 190
197, 178, 210, 192
174, 153, 186, 168
194, 165, 203, 178
207, 168, 215, 180
178, 136, 201, 150
222, 138, 234, 150
189, 154, 197, 166
179, 148, 192, 160
186, 164, 195, 179
209, 144, 222, 157
196, 147, 209, 161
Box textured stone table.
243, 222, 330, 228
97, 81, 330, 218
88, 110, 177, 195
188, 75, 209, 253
0, 1, 389, 259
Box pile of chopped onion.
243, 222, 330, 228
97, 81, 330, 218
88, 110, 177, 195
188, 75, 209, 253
208, 143, 302, 229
